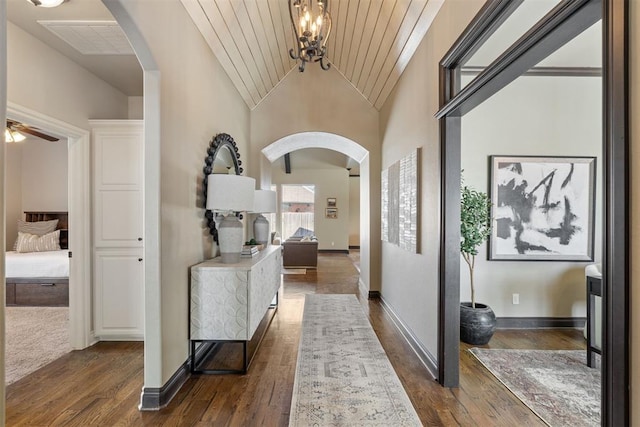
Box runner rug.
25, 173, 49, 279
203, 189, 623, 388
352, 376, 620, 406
469, 348, 600, 427
289, 294, 422, 426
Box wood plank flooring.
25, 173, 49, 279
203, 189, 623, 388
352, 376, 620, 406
6, 252, 587, 426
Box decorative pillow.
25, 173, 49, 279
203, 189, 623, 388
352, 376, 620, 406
13, 219, 59, 251
16, 230, 61, 253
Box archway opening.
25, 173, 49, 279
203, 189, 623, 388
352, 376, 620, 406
261, 132, 375, 296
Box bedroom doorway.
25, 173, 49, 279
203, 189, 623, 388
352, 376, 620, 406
7, 103, 92, 351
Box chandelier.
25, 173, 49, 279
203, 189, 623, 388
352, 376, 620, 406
288, 0, 332, 72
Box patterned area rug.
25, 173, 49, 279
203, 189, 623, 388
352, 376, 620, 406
289, 294, 421, 426
6, 307, 71, 385
470, 348, 600, 427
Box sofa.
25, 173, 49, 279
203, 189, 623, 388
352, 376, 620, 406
282, 237, 318, 268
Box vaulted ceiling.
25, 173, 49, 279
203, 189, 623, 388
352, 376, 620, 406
181, 0, 444, 110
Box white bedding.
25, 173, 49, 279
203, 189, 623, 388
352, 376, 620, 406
5, 250, 69, 279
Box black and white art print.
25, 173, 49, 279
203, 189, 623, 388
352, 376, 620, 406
489, 156, 596, 261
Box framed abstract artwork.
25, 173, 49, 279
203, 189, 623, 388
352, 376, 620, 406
489, 155, 596, 261
326, 208, 338, 219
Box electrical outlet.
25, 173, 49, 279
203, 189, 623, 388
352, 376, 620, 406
512, 293, 520, 305
331, 241, 335, 246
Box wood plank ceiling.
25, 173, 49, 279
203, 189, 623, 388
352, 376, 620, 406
181, 0, 443, 110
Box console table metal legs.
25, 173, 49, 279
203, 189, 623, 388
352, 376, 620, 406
586, 275, 602, 368
190, 340, 249, 374
190, 297, 278, 375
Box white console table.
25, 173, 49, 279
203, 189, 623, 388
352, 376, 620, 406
190, 245, 281, 373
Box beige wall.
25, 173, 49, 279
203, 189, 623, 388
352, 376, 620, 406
114, 0, 251, 386
7, 21, 129, 127
379, 0, 484, 361
349, 176, 360, 247
6, 17, 127, 249
5, 144, 21, 249
251, 64, 381, 290
630, 1, 639, 424
271, 167, 350, 251
1, 2, 7, 422
461, 75, 602, 317
5, 140, 69, 248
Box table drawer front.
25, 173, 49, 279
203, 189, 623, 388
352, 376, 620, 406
14, 283, 69, 306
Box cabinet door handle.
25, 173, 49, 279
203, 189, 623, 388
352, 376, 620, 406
138, 237, 143, 241
138, 258, 143, 262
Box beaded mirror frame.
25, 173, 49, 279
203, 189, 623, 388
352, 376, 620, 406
203, 133, 244, 243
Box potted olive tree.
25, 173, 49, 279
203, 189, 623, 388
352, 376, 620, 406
460, 181, 495, 345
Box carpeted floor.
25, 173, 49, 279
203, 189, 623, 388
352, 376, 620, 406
6, 306, 71, 385
289, 294, 421, 426
470, 348, 600, 427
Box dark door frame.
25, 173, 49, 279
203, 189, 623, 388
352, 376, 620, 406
435, 0, 628, 425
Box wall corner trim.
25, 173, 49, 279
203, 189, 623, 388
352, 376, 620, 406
496, 317, 586, 329
379, 296, 438, 380
139, 362, 189, 411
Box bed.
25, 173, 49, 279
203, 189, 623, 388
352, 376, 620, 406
5, 212, 69, 307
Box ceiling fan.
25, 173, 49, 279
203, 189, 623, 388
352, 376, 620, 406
5, 119, 59, 142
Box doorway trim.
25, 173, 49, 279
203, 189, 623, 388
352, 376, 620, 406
435, 0, 628, 425
261, 132, 373, 295
7, 102, 93, 350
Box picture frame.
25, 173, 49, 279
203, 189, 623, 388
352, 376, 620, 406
325, 208, 338, 219
327, 197, 336, 207
489, 155, 596, 261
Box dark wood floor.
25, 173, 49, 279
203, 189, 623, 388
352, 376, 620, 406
6, 252, 587, 426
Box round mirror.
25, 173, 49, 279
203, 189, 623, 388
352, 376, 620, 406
203, 133, 244, 242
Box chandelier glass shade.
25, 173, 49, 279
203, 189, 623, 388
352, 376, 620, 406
288, 0, 332, 72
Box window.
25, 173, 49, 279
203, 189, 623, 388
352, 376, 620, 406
281, 184, 315, 239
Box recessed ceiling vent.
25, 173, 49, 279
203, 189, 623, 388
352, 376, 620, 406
38, 20, 134, 55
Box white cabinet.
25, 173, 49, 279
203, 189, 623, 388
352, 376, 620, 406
92, 121, 143, 247
94, 249, 144, 339
91, 120, 144, 340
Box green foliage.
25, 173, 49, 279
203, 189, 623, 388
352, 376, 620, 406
460, 181, 492, 308
460, 185, 492, 256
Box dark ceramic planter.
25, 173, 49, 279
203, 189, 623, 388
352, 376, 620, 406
460, 302, 496, 345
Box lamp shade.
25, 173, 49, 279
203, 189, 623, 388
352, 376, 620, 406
27, 0, 65, 7
206, 174, 255, 212
252, 190, 277, 213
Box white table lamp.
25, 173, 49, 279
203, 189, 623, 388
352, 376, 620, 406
252, 190, 277, 245
207, 174, 255, 263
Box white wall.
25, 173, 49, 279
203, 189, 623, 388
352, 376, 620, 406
349, 176, 360, 247
271, 166, 350, 251
379, 0, 485, 362
113, 1, 251, 387
630, 1, 639, 424
251, 64, 381, 290
5, 140, 68, 247
7, 21, 129, 126
461, 75, 602, 318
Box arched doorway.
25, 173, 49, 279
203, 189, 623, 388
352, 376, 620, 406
261, 132, 377, 296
